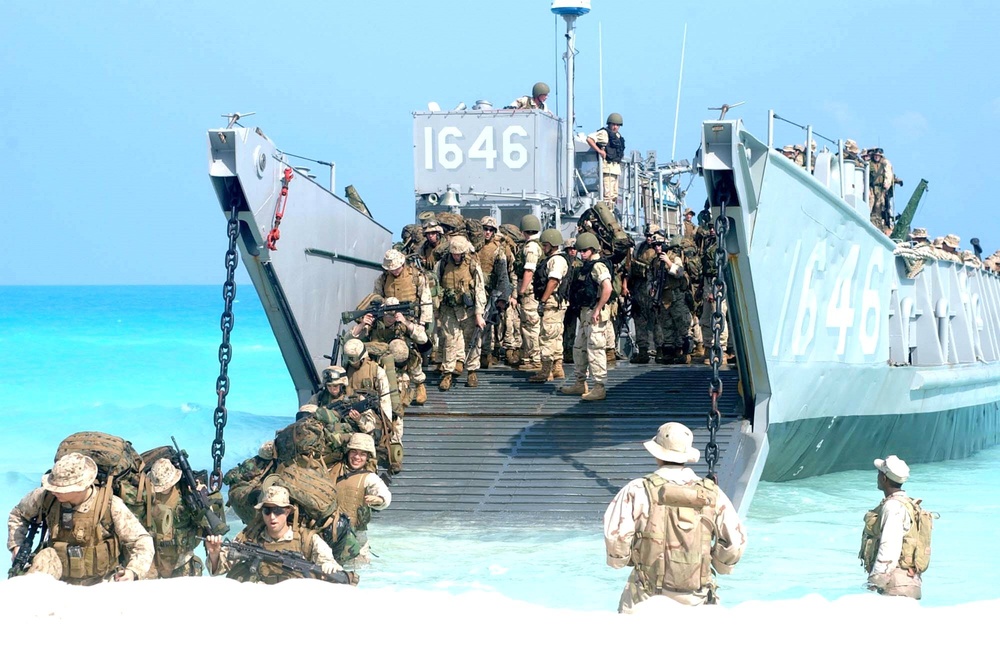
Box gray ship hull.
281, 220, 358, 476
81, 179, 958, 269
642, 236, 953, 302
702, 119, 1000, 481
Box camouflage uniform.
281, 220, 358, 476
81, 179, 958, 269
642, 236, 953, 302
223, 447, 279, 526
651, 242, 691, 363
507, 96, 549, 112
477, 220, 515, 365
436, 238, 487, 388
352, 308, 429, 397
627, 235, 660, 362
587, 124, 624, 205
933, 234, 963, 263
868, 151, 894, 232
533, 246, 571, 381
330, 434, 392, 568
142, 459, 207, 579
564, 253, 612, 397
517, 236, 545, 368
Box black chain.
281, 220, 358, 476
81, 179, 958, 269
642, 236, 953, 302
210, 202, 239, 491
705, 196, 730, 482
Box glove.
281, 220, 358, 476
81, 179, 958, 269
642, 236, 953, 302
321, 561, 342, 576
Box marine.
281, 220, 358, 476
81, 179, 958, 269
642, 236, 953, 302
561, 232, 612, 401
651, 236, 692, 364
586, 113, 625, 205
506, 81, 551, 113
435, 234, 487, 390
623, 224, 663, 364
223, 440, 279, 525
351, 295, 429, 406
529, 228, 571, 383
142, 458, 210, 578
476, 216, 515, 368
513, 214, 544, 371
328, 434, 392, 569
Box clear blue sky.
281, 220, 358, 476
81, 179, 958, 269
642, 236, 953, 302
2, 0, 998, 284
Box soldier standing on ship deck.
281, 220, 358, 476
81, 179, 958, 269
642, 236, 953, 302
867, 148, 895, 234
587, 113, 625, 206
435, 235, 487, 390
513, 214, 544, 371
529, 229, 571, 384
561, 232, 611, 401
506, 82, 551, 114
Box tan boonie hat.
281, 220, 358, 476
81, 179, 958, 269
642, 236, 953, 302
346, 433, 377, 457
874, 455, 910, 484
258, 440, 276, 460
910, 227, 928, 240
944, 234, 960, 249
932, 237, 944, 247
449, 234, 472, 254
42, 453, 99, 494
149, 458, 182, 494
684, 208, 695, 217
844, 139, 859, 153
384, 296, 400, 307
644, 422, 700, 464
382, 249, 406, 271
254, 485, 294, 510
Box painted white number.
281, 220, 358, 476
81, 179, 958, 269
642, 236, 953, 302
437, 127, 463, 170
826, 244, 860, 355
468, 126, 498, 169
791, 240, 826, 356
859, 249, 883, 355
502, 126, 529, 169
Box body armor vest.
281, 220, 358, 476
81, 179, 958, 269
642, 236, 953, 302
477, 239, 502, 282
601, 128, 625, 163
376, 265, 419, 304
515, 240, 541, 279
226, 526, 316, 584
148, 486, 199, 577
43, 486, 120, 583
533, 253, 572, 302
331, 462, 372, 531
369, 320, 408, 344
348, 359, 381, 394
570, 259, 600, 309
631, 475, 719, 595
439, 256, 475, 307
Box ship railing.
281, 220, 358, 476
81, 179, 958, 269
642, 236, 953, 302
615, 152, 691, 238
766, 110, 870, 215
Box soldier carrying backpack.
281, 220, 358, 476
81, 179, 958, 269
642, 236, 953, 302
860, 455, 934, 600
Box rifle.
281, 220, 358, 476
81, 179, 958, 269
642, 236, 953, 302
341, 302, 414, 326
615, 293, 635, 356
8, 517, 46, 578
206, 538, 359, 585
170, 437, 229, 536
326, 391, 389, 420
649, 262, 667, 303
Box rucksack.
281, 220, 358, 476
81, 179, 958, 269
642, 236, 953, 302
399, 223, 425, 255
904, 498, 935, 574
55, 431, 153, 519
261, 465, 339, 530
274, 417, 343, 468
499, 223, 525, 249
580, 202, 634, 264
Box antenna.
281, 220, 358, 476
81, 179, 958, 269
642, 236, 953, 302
551, 1, 591, 212
599, 21, 604, 122
222, 112, 256, 129
670, 24, 687, 160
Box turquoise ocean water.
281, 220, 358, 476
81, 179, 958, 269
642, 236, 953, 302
2, 285, 997, 609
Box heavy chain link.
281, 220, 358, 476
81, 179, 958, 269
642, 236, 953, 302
705, 196, 730, 482
210, 203, 239, 491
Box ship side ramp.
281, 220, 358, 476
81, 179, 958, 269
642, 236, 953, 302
386, 363, 764, 524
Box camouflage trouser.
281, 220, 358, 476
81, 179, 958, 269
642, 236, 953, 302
440, 305, 481, 374
654, 298, 691, 349
341, 530, 371, 570
147, 553, 204, 579
870, 569, 922, 600
406, 349, 426, 385
539, 298, 567, 363
870, 189, 888, 232
618, 569, 713, 613
603, 172, 619, 205
604, 300, 617, 347
632, 292, 655, 352
518, 293, 541, 365
700, 295, 729, 347
500, 302, 522, 349
573, 307, 609, 385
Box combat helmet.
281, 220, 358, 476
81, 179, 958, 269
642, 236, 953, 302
481, 216, 498, 229
343, 338, 368, 365
449, 234, 473, 254
388, 338, 410, 364
576, 232, 600, 252
607, 112, 623, 126
382, 249, 406, 271
423, 220, 444, 235
644, 223, 663, 237
540, 228, 563, 248
520, 214, 542, 233
258, 440, 276, 460
532, 82, 550, 98
322, 365, 349, 386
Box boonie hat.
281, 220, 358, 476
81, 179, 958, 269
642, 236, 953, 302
382, 249, 406, 271
944, 234, 961, 249
346, 433, 377, 458
258, 440, 276, 460
644, 422, 700, 464
910, 227, 928, 240
255, 485, 294, 510
874, 455, 909, 484
149, 458, 182, 494
684, 208, 695, 217
42, 453, 98, 494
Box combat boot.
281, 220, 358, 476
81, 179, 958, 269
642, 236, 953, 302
466, 371, 479, 387
606, 348, 617, 363
413, 383, 428, 406
529, 360, 553, 383
691, 344, 706, 359
520, 360, 542, 371
630, 350, 650, 364
654, 347, 669, 364
677, 350, 692, 365
455, 360, 465, 374
481, 353, 491, 369
560, 380, 588, 396
581, 383, 606, 401
505, 348, 522, 367
551, 360, 565, 379
438, 372, 453, 392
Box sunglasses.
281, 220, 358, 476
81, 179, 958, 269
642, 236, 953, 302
262, 506, 289, 516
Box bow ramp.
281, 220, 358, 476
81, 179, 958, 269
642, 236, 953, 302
387, 364, 763, 523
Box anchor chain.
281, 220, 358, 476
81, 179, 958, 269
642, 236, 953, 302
705, 196, 730, 482
210, 202, 240, 491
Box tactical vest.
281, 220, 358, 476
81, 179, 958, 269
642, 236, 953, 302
348, 359, 381, 395
369, 320, 408, 345
148, 486, 198, 577
226, 526, 316, 584
331, 462, 372, 531
859, 495, 929, 574
570, 259, 600, 309
533, 252, 572, 303
870, 160, 888, 190
477, 238, 502, 282
601, 127, 626, 163
439, 255, 475, 308
631, 475, 719, 595
515, 240, 541, 280
377, 265, 419, 304
42, 486, 120, 584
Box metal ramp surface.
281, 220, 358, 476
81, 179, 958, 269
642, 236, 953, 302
384, 363, 747, 524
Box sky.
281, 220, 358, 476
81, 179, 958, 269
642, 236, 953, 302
2, 0, 999, 284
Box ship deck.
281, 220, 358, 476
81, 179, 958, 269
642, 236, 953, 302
382, 362, 747, 525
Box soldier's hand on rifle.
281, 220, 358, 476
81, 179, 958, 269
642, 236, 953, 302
394, 312, 406, 324
475, 314, 486, 330
362, 313, 375, 327
113, 568, 137, 582
348, 409, 362, 422
321, 561, 342, 576
658, 253, 669, 263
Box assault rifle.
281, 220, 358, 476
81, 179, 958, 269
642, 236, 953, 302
214, 538, 358, 585
170, 437, 229, 536
8, 517, 45, 578
615, 293, 635, 357
341, 301, 414, 326
326, 391, 389, 419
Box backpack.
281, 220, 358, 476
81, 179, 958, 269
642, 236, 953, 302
55, 431, 153, 520
499, 223, 525, 249
274, 417, 342, 468
261, 465, 339, 530
904, 498, 935, 574
399, 223, 425, 255
580, 202, 634, 264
